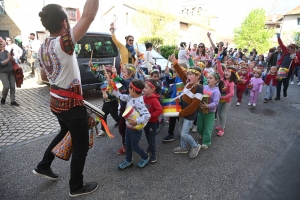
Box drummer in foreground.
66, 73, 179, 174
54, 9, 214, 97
169, 54, 203, 159
112, 66, 151, 170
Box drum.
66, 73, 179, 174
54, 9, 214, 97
162, 98, 182, 117
52, 132, 73, 161
122, 106, 146, 130
277, 67, 289, 79
219, 87, 227, 103
200, 94, 210, 114
176, 82, 184, 93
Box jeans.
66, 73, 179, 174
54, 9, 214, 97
197, 112, 215, 146
276, 69, 292, 97
217, 102, 231, 129
265, 86, 276, 99
236, 89, 245, 103
101, 101, 119, 131
118, 106, 126, 146
37, 106, 89, 192
179, 118, 197, 148
0, 71, 16, 102
291, 66, 300, 82
125, 127, 148, 162
249, 90, 260, 104
144, 122, 157, 158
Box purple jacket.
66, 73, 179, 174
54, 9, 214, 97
203, 85, 221, 113
250, 77, 264, 92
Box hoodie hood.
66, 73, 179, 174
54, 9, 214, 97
144, 93, 160, 100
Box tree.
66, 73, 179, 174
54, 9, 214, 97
138, 36, 164, 49
233, 9, 275, 54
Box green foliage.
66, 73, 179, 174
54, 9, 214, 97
159, 45, 179, 59
233, 9, 275, 54
294, 32, 300, 46
138, 36, 164, 48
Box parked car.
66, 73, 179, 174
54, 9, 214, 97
135, 44, 171, 71
34, 32, 120, 90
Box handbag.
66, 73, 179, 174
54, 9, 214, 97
277, 59, 293, 79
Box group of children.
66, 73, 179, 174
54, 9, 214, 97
87, 39, 282, 170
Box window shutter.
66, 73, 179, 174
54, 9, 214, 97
76, 8, 81, 21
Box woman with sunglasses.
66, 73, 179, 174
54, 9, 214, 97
4, 37, 23, 64
109, 22, 139, 66
275, 33, 300, 100
195, 43, 210, 62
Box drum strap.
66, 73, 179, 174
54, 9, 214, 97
171, 82, 197, 102
50, 88, 83, 100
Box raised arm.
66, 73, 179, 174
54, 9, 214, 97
277, 33, 287, 53
216, 60, 224, 79
110, 23, 125, 50
207, 32, 217, 50
170, 54, 187, 83
73, 0, 99, 42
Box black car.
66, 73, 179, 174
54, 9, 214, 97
35, 32, 120, 90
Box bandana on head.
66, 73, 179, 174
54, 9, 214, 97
226, 66, 237, 73
146, 81, 156, 89
210, 72, 220, 81
187, 69, 201, 75
130, 82, 143, 92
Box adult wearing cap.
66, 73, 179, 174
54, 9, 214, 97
275, 33, 300, 100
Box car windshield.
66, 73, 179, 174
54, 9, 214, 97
75, 35, 118, 58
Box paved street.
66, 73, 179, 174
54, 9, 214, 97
0, 66, 300, 199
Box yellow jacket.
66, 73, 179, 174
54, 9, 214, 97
111, 35, 135, 65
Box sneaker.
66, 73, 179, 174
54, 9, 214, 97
215, 126, 221, 131
1, 98, 5, 105
253, 103, 256, 107
297, 82, 300, 86
32, 168, 58, 180
269, 98, 272, 101
217, 128, 224, 137
162, 135, 174, 142
275, 96, 280, 100
291, 81, 294, 85
248, 102, 251, 106
96, 130, 106, 137
166, 118, 169, 123
283, 91, 287, 97
11, 101, 19, 106
201, 144, 209, 149
156, 127, 160, 134
263, 98, 268, 103
192, 125, 197, 133
149, 156, 157, 163
189, 144, 201, 158
118, 160, 133, 170
117, 146, 126, 155
214, 116, 217, 121
114, 122, 119, 128
236, 102, 240, 106
137, 154, 150, 168
172, 146, 188, 154
69, 182, 98, 197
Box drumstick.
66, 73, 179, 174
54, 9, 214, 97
90, 50, 93, 62
102, 65, 110, 96
113, 57, 116, 67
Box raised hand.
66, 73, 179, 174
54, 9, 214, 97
170, 54, 177, 63
111, 66, 117, 74
207, 32, 211, 38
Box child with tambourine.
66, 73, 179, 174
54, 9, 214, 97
112, 78, 151, 170
143, 79, 163, 163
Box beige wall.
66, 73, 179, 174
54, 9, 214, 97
0, 13, 20, 39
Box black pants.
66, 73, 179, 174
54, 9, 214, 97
168, 117, 179, 136
37, 106, 89, 192
276, 70, 292, 97
101, 101, 119, 131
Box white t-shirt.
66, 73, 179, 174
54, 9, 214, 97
38, 28, 82, 99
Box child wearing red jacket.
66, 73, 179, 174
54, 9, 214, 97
143, 79, 163, 163
264, 66, 278, 103
236, 65, 250, 106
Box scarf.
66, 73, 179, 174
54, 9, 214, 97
126, 44, 136, 57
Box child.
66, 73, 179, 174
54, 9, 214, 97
264, 66, 278, 103
169, 54, 203, 159
112, 79, 151, 169
248, 68, 264, 106
162, 62, 187, 142
88, 62, 120, 136
197, 72, 221, 149
215, 53, 238, 136
203, 60, 214, 74
143, 79, 163, 163
236, 65, 250, 106
114, 64, 135, 155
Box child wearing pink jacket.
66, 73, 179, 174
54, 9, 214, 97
248, 68, 264, 107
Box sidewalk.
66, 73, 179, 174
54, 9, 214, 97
0, 80, 300, 199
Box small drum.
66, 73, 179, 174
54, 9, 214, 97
100, 84, 107, 91
176, 82, 184, 93
52, 131, 73, 161
122, 106, 146, 130
162, 98, 182, 117
200, 94, 210, 114
247, 83, 253, 89
277, 67, 289, 79
219, 87, 227, 103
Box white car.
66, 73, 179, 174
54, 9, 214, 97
135, 44, 171, 71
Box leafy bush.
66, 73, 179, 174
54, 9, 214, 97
138, 36, 164, 49
159, 45, 179, 59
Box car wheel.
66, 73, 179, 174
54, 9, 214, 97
34, 68, 43, 85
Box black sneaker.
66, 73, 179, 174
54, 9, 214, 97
114, 122, 119, 128
283, 91, 287, 97
150, 156, 157, 163
69, 182, 98, 197
274, 96, 280, 100
11, 101, 19, 106
263, 98, 268, 103
1, 98, 5, 105
32, 168, 58, 180
162, 135, 174, 142
269, 98, 272, 101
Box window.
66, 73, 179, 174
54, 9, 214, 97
66, 8, 77, 22
75, 35, 118, 58
0, 0, 5, 14
298, 18, 300, 25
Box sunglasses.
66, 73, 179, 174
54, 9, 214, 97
198, 46, 204, 48
128, 40, 134, 42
